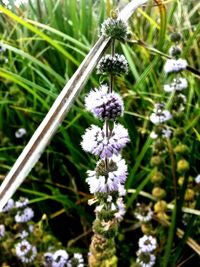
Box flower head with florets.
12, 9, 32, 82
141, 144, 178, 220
86, 155, 128, 194
164, 58, 187, 74
81, 123, 129, 159
85, 84, 124, 120
164, 77, 188, 92
150, 103, 172, 125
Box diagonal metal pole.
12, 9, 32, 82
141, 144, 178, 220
0, 0, 148, 211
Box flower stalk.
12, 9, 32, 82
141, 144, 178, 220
81, 14, 130, 267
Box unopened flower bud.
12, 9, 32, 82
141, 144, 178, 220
178, 176, 185, 186
150, 155, 163, 166
188, 201, 196, 209
174, 144, 190, 155
151, 171, 164, 184
141, 223, 153, 234
177, 159, 190, 173
154, 200, 167, 213
152, 187, 166, 200
156, 212, 170, 221
184, 189, 195, 201
154, 140, 166, 151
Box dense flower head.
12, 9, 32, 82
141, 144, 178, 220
2, 198, 15, 212
81, 123, 129, 159
164, 77, 188, 92
15, 207, 34, 223
86, 155, 128, 194
136, 250, 156, 267
150, 103, 172, 125
53, 249, 69, 267
15, 240, 37, 263
68, 253, 84, 267
100, 17, 128, 40
138, 235, 157, 253
134, 204, 153, 223
164, 58, 187, 73
84, 85, 124, 120
44, 252, 54, 265
150, 126, 172, 139
15, 128, 27, 138
96, 54, 128, 75
15, 197, 29, 208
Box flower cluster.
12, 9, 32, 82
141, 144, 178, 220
84, 84, 124, 120
15, 239, 37, 263
44, 250, 84, 267
81, 123, 129, 159
0, 197, 85, 266
163, 33, 188, 117
81, 15, 129, 267
86, 155, 127, 195
136, 235, 157, 267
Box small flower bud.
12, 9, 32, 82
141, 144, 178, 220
170, 32, 182, 42
178, 176, 185, 186
174, 144, 190, 155
177, 159, 190, 173
150, 155, 163, 166
153, 140, 166, 151
156, 212, 170, 221
151, 171, 164, 184
141, 223, 153, 234
188, 201, 196, 209
154, 200, 167, 213
184, 188, 195, 201
152, 187, 166, 200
